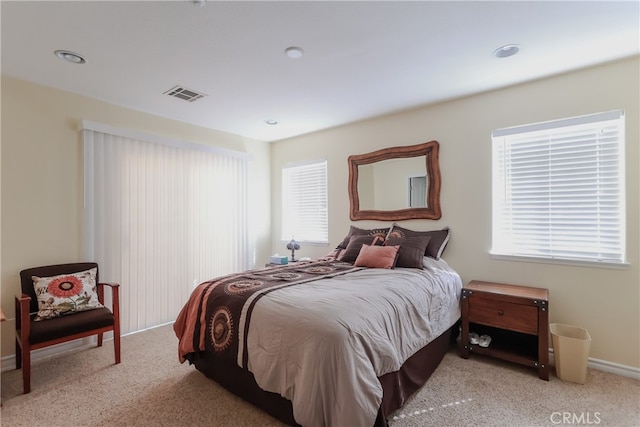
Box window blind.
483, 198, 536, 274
281, 160, 328, 244
491, 110, 625, 265
83, 123, 251, 335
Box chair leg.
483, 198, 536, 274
22, 347, 31, 394
15, 337, 31, 394
97, 332, 103, 347
113, 317, 121, 364
15, 339, 22, 369
114, 331, 121, 364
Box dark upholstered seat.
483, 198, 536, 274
27, 307, 116, 344
15, 262, 121, 394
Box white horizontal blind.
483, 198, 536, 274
83, 125, 251, 335
492, 110, 625, 264
281, 160, 328, 244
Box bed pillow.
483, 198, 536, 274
338, 235, 383, 263
384, 235, 431, 268
336, 225, 391, 250
32, 267, 103, 321
354, 244, 400, 269
387, 225, 451, 259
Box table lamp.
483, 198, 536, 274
287, 238, 300, 262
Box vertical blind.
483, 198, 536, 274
83, 123, 251, 335
491, 110, 625, 264
281, 159, 328, 244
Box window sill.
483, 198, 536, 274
489, 253, 630, 270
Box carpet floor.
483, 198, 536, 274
1, 324, 638, 426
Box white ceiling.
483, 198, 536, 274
2, 1, 638, 142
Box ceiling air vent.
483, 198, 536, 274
163, 85, 206, 102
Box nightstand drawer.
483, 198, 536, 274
468, 297, 538, 335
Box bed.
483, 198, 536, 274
174, 226, 462, 427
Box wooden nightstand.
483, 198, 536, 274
460, 280, 549, 380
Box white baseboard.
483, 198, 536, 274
1, 337, 98, 372
549, 349, 640, 380
587, 357, 640, 379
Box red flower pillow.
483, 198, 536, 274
32, 267, 103, 321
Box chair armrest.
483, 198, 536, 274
14, 294, 31, 339
97, 282, 120, 318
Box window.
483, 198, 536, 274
282, 160, 328, 244
491, 110, 625, 266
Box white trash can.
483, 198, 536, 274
550, 323, 591, 384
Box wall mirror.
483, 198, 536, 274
348, 141, 441, 221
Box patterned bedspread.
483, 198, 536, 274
174, 257, 462, 427
174, 259, 363, 364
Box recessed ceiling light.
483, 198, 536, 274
54, 50, 87, 64
265, 120, 278, 125
493, 44, 521, 59
284, 46, 304, 59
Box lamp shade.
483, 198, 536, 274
287, 238, 300, 261
286, 239, 300, 251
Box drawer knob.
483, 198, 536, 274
498, 309, 505, 316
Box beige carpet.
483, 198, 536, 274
1, 324, 638, 427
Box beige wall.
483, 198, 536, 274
0, 77, 272, 357
270, 57, 640, 368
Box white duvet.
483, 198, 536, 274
239, 257, 462, 427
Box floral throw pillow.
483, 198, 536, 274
32, 267, 103, 321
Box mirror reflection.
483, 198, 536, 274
409, 176, 427, 208
357, 157, 428, 210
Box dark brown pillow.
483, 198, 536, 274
384, 236, 431, 268
336, 225, 391, 250
387, 225, 450, 259
338, 235, 381, 263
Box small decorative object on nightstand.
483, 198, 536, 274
287, 238, 300, 262
459, 280, 549, 380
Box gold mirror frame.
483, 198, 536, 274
348, 141, 442, 221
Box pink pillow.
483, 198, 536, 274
354, 244, 400, 269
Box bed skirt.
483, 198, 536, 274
191, 323, 456, 426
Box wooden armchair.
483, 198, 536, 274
15, 262, 121, 394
